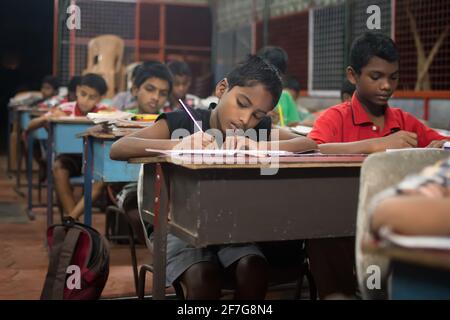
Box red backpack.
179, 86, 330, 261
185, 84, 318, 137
41, 217, 110, 300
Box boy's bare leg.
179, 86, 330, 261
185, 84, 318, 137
179, 262, 222, 299
230, 255, 268, 300
53, 160, 76, 215
69, 181, 105, 220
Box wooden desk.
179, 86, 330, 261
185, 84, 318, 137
80, 131, 141, 226
131, 155, 365, 299
363, 239, 450, 299
46, 117, 94, 227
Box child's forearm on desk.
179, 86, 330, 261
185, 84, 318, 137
268, 137, 317, 152
110, 137, 179, 160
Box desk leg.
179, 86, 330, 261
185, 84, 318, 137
152, 163, 169, 300
26, 133, 35, 220
46, 123, 54, 228
15, 112, 25, 196
7, 108, 13, 175
83, 136, 93, 227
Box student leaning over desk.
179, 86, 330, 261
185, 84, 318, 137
111, 55, 317, 300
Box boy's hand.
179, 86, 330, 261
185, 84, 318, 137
223, 136, 259, 151
48, 109, 66, 118
174, 131, 218, 150
267, 110, 280, 125
426, 140, 449, 149
372, 130, 418, 152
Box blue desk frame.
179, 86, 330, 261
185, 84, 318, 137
46, 119, 93, 227
82, 134, 141, 226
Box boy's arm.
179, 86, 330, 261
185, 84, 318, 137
110, 119, 216, 160
110, 119, 177, 160
371, 196, 450, 236
268, 127, 318, 152
318, 131, 419, 154
27, 115, 49, 132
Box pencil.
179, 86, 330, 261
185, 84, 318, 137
278, 104, 285, 127
178, 99, 204, 133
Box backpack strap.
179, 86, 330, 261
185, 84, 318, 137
41, 227, 82, 300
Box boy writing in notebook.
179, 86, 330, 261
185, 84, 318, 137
111, 55, 317, 299
309, 32, 449, 153
306, 32, 449, 299
27, 73, 112, 220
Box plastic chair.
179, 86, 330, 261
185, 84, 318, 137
83, 35, 125, 98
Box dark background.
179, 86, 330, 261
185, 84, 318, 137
0, 0, 53, 153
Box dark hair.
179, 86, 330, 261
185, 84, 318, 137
284, 75, 300, 91
167, 60, 192, 78
67, 76, 82, 93
42, 75, 60, 90
350, 32, 399, 74
80, 73, 108, 96
133, 62, 173, 93
257, 46, 288, 75
227, 55, 282, 107
341, 79, 356, 98
131, 60, 160, 80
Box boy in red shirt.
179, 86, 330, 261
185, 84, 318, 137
309, 32, 448, 153
28, 73, 113, 220
307, 32, 449, 299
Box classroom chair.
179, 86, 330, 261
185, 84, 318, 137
355, 149, 450, 299
83, 34, 125, 98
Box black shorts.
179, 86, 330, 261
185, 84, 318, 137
55, 154, 83, 177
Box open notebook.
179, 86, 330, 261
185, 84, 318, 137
378, 227, 450, 251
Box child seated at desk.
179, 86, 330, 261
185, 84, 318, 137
40, 75, 60, 101
110, 55, 317, 299
27, 73, 112, 220
165, 60, 201, 112
113, 62, 172, 227
306, 32, 450, 299
258, 47, 311, 128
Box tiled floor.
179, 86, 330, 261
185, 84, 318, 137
0, 155, 157, 300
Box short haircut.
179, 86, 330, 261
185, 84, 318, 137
341, 79, 356, 98
133, 62, 173, 93
167, 60, 192, 78
42, 75, 60, 90
67, 76, 82, 93
350, 32, 399, 74
257, 46, 288, 75
284, 75, 300, 91
131, 60, 160, 80
80, 73, 108, 96
227, 55, 282, 107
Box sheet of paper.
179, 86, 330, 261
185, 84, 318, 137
379, 227, 450, 250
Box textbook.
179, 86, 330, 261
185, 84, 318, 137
87, 111, 134, 124
290, 125, 312, 136
378, 227, 450, 251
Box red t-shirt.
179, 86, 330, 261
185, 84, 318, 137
308, 94, 447, 148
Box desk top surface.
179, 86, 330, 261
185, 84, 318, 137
129, 154, 366, 169
48, 116, 93, 124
